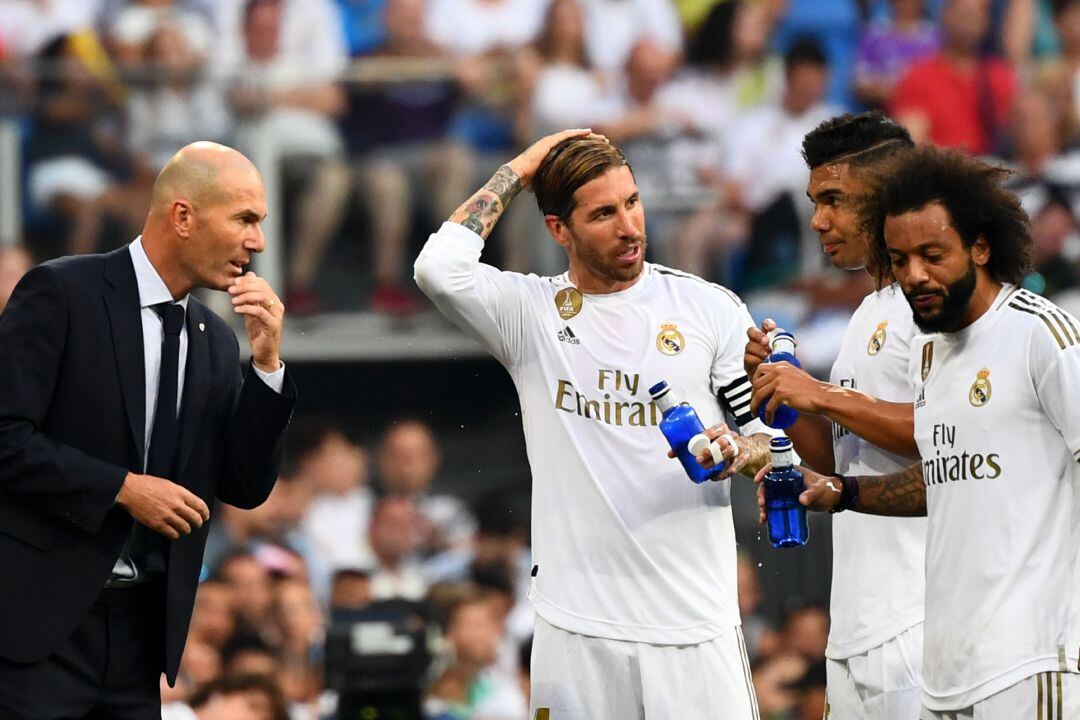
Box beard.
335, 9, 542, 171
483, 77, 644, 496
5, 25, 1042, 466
905, 258, 978, 333
571, 228, 647, 284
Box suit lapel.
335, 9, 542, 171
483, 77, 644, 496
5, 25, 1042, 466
175, 298, 210, 482
102, 248, 146, 464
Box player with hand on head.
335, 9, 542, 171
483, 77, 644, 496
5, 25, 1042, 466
770, 146, 1080, 719
416, 129, 780, 719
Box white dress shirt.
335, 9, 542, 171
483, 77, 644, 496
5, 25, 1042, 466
113, 238, 284, 579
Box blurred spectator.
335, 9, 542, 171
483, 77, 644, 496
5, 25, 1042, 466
273, 578, 325, 663
26, 32, 150, 255
291, 420, 375, 601
377, 419, 478, 558
782, 603, 830, 664
336, 0, 389, 56
787, 661, 828, 720
679, 37, 839, 289
272, 579, 328, 718
162, 638, 223, 705
425, 0, 548, 153
219, 552, 277, 637
772, 0, 861, 108
517, 0, 621, 141
126, 22, 231, 170
890, 0, 1017, 154
104, 0, 214, 70
189, 579, 238, 650
737, 553, 782, 663
329, 567, 374, 609
221, 635, 285, 683
348, 0, 473, 315
752, 651, 809, 720
1004, 89, 1080, 296
0, 0, 102, 58
224, 0, 351, 315
854, 0, 940, 108
368, 496, 428, 600
578, 0, 684, 77
424, 589, 527, 720
0, 245, 32, 313
161, 673, 290, 720
1036, 0, 1080, 142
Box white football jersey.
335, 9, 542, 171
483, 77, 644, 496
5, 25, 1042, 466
827, 284, 927, 659
415, 222, 773, 645
908, 285, 1080, 710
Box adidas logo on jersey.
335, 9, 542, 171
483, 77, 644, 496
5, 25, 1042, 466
557, 326, 580, 345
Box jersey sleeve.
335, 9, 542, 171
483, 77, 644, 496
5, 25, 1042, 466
709, 298, 768, 435
414, 221, 529, 369
1031, 308, 1080, 460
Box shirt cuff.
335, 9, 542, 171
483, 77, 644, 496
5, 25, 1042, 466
253, 361, 285, 394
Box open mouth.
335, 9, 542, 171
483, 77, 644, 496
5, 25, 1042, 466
616, 244, 642, 264
822, 241, 842, 254
229, 260, 247, 274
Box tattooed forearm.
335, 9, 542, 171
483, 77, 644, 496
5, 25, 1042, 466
450, 165, 524, 239
856, 462, 927, 516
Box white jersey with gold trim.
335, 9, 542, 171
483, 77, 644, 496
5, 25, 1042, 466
908, 285, 1080, 711
415, 222, 773, 645
827, 284, 927, 659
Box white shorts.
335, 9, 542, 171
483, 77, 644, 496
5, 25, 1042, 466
529, 615, 759, 720
919, 671, 1080, 720
826, 623, 923, 719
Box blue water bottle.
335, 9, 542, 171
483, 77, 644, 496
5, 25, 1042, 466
757, 330, 801, 430
763, 436, 809, 548
649, 381, 726, 484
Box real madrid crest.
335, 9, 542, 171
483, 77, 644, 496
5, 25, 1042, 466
555, 287, 583, 320
656, 323, 685, 356
969, 368, 991, 407
921, 341, 934, 381
867, 321, 888, 356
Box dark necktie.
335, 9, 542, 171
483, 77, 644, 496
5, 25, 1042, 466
127, 302, 185, 575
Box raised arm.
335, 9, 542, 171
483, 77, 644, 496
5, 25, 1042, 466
449, 128, 593, 239
749, 360, 917, 458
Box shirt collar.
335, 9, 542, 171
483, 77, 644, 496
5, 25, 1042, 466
128, 237, 190, 311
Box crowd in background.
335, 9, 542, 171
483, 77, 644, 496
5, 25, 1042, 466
4, 0, 1080, 718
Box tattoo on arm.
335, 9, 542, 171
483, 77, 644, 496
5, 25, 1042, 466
450, 165, 523, 239
856, 462, 927, 516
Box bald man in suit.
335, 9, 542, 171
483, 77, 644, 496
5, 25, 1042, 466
0, 142, 296, 719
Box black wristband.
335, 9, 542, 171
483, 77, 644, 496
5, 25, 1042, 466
828, 475, 860, 514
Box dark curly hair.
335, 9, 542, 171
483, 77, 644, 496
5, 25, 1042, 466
801, 111, 913, 170
862, 146, 1032, 287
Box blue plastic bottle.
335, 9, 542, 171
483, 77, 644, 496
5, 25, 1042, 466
649, 381, 726, 483
757, 330, 801, 430
763, 436, 809, 548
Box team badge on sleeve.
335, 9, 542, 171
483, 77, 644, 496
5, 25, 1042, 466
656, 323, 685, 356
969, 368, 992, 407
555, 287, 583, 320
867, 321, 888, 355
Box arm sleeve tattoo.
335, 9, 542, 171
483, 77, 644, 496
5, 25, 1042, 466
855, 462, 927, 517
450, 165, 524, 239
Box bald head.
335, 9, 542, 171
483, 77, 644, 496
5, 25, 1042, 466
151, 142, 261, 214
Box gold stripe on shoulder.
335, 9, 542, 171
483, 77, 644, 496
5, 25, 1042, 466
1010, 303, 1068, 350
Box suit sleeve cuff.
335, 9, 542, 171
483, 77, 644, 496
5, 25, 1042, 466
252, 361, 285, 394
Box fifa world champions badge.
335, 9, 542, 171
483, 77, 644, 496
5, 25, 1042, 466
555, 287, 583, 320
969, 368, 992, 407
656, 323, 685, 356
921, 341, 934, 381
867, 321, 888, 356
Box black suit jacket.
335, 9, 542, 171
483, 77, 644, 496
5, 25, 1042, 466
0, 246, 295, 683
